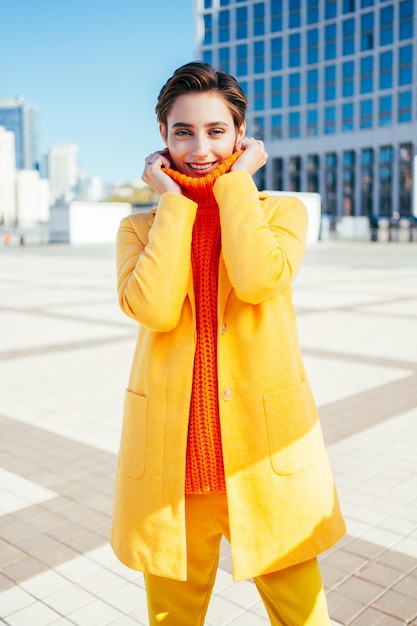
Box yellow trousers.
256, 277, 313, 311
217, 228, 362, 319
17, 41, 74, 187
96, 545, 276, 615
144, 493, 330, 626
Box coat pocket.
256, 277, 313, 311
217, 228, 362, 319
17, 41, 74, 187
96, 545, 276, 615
263, 380, 325, 476
118, 389, 147, 478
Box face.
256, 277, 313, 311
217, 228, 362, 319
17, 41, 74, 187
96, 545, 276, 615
160, 91, 245, 177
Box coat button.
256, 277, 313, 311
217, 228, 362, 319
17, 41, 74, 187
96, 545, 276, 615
221, 322, 227, 334
223, 388, 233, 401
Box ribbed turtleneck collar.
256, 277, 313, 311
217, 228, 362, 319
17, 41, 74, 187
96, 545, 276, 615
162, 150, 243, 206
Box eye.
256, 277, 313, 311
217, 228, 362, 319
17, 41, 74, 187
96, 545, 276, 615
175, 129, 191, 137
209, 128, 225, 136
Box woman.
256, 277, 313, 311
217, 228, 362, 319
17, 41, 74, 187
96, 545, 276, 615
111, 61, 345, 625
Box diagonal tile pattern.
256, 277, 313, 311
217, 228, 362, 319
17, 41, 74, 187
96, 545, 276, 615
0, 241, 416, 625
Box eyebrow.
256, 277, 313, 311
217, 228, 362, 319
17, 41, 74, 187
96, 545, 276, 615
171, 121, 231, 128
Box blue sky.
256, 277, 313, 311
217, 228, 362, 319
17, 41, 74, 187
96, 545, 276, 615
1, 0, 195, 183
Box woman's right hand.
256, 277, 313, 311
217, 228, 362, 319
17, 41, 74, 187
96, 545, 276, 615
142, 150, 182, 195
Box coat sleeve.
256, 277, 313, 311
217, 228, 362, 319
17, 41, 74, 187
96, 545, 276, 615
116, 193, 198, 331
213, 171, 308, 304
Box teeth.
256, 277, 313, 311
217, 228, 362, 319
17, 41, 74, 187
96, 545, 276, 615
189, 163, 214, 170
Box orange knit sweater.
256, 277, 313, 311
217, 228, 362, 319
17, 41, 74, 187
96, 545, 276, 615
164, 151, 243, 493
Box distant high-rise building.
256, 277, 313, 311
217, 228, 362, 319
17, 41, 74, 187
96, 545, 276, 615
0, 125, 17, 224
0, 97, 40, 170
47, 144, 79, 203
196, 0, 416, 222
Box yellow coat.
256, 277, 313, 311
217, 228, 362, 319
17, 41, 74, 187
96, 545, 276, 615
111, 171, 345, 582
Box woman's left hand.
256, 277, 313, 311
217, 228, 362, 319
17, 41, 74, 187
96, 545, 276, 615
231, 137, 268, 175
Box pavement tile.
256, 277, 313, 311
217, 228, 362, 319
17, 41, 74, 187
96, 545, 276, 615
349, 607, 405, 625
1, 241, 417, 625
377, 549, 417, 573
334, 575, 385, 604
326, 590, 365, 623
67, 597, 121, 625
356, 560, 405, 588
373, 589, 417, 622
4, 600, 61, 626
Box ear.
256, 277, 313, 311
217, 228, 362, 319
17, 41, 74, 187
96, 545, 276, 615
159, 123, 168, 145
235, 122, 246, 149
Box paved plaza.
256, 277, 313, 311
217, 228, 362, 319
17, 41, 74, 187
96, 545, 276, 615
0, 239, 417, 625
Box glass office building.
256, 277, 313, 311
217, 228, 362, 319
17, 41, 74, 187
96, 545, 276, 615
0, 97, 40, 171
195, 0, 416, 221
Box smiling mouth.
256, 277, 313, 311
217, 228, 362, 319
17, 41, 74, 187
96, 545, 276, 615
187, 161, 217, 172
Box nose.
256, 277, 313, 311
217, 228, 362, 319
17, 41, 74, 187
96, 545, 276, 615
191, 134, 209, 158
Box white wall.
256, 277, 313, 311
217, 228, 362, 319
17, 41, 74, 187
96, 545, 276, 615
15, 170, 50, 225
0, 126, 16, 224
263, 190, 321, 245
49, 201, 131, 244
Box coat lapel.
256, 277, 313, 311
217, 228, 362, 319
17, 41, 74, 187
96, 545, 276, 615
217, 255, 232, 319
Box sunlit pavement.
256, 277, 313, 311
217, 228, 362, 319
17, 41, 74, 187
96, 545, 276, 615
0, 240, 416, 625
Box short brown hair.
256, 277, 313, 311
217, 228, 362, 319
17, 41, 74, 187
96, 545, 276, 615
156, 62, 247, 135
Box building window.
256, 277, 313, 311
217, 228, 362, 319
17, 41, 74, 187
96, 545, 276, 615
307, 69, 318, 103
379, 51, 393, 89
204, 0, 212, 8
289, 33, 301, 67
325, 65, 336, 101
289, 0, 301, 28
254, 41, 265, 73
254, 116, 264, 140
379, 145, 393, 217
361, 12, 374, 50
307, 154, 320, 192
361, 0, 374, 6
254, 166, 266, 192
271, 0, 283, 32
399, 45, 413, 85
380, 5, 393, 46
324, 152, 338, 216
218, 10, 230, 43
236, 44, 247, 76
272, 157, 283, 190
379, 95, 392, 126
399, 143, 412, 216
307, 0, 319, 24
342, 150, 355, 215
342, 102, 354, 131
343, 0, 355, 13
271, 114, 282, 139
343, 18, 355, 55
325, 0, 337, 19
360, 99, 373, 128
342, 61, 355, 97
253, 2, 265, 36
289, 156, 301, 191
398, 91, 412, 123
307, 109, 318, 136
399, 0, 413, 40
360, 148, 374, 217
236, 6, 248, 39
254, 79, 265, 111
325, 23, 337, 60
307, 28, 319, 64
271, 37, 283, 70
289, 112, 301, 138
218, 47, 230, 72
324, 106, 336, 134
271, 76, 282, 108
203, 14, 212, 45
360, 55, 373, 93
289, 73, 301, 106
202, 49, 213, 64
